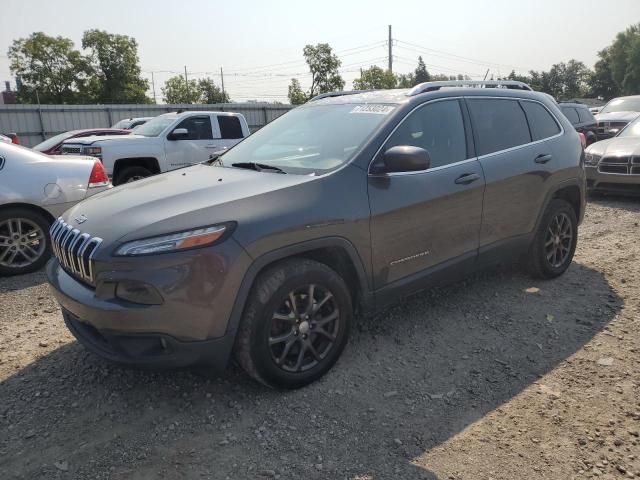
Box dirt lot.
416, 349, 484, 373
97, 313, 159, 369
0, 197, 639, 480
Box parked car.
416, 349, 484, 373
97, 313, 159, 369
0, 142, 111, 276
1, 133, 20, 145
33, 128, 130, 155
585, 114, 640, 195
589, 106, 602, 115
112, 117, 154, 130
559, 103, 599, 146
61, 111, 250, 185
47, 80, 585, 389
594, 95, 640, 139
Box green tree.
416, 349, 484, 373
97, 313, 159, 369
414, 56, 430, 84
287, 43, 344, 104
353, 66, 396, 90
591, 24, 640, 98
197, 77, 229, 103
287, 78, 307, 105
395, 72, 416, 88
82, 29, 150, 103
8, 32, 93, 103
162, 75, 199, 104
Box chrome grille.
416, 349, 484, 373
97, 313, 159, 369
49, 218, 103, 284
61, 145, 82, 154
598, 156, 640, 175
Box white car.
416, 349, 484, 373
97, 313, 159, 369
594, 95, 640, 140
61, 111, 250, 185
0, 143, 111, 275
112, 117, 154, 129
0, 134, 12, 144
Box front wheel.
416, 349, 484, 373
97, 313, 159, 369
114, 166, 153, 185
234, 258, 352, 389
527, 199, 578, 279
0, 208, 52, 276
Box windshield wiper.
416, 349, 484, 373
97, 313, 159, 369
231, 162, 286, 174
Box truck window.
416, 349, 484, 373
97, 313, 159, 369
218, 116, 244, 139
175, 116, 213, 140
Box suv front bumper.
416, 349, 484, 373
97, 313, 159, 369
46, 246, 249, 370
586, 165, 640, 195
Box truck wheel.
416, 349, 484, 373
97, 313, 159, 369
0, 208, 52, 276
234, 258, 352, 389
527, 199, 578, 279
114, 166, 153, 185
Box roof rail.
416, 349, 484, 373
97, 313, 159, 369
407, 80, 533, 96
308, 90, 374, 102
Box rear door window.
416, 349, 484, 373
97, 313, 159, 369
560, 106, 580, 124
218, 116, 244, 139
467, 99, 532, 156
385, 99, 467, 168
521, 101, 561, 140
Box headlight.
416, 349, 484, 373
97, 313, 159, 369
584, 152, 601, 166
84, 146, 102, 158
115, 225, 230, 256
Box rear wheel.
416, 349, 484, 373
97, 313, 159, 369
114, 166, 153, 185
234, 258, 352, 389
527, 199, 578, 279
0, 208, 51, 276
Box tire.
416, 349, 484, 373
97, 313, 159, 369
234, 258, 353, 389
114, 166, 153, 185
0, 207, 52, 276
527, 199, 578, 279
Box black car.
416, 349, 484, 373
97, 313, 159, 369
559, 103, 598, 146
47, 80, 586, 389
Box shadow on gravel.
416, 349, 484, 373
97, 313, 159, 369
0, 261, 622, 480
0, 270, 48, 293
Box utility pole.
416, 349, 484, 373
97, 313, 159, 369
184, 66, 189, 101
483, 69, 490, 81
151, 71, 157, 104
388, 25, 393, 73
220, 67, 226, 102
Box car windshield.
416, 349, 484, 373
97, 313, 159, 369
217, 103, 395, 175
131, 116, 176, 137
600, 97, 640, 114
617, 117, 640, 138
112, 119, 131, 129
33, 131, 77, 151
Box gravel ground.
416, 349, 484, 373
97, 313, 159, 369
0, 197, 639, 480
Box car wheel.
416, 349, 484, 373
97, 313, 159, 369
527, 199, 578, 279
234, 258, 352, 389
115, 166, 153, 185
0, 208, 52, 276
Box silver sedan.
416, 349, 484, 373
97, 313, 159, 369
0, 142, 111, 275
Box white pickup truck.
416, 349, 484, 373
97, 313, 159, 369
61, 111, 250, 185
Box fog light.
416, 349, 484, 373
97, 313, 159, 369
115, 280, 163, 305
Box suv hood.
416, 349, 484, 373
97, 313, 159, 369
61, 164, 316, 247
595, 111, 640, 123
586, 137, 640, 158
63, 134, 143, 146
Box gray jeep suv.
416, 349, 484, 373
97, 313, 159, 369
47, 81, 585, 389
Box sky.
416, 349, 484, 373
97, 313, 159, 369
1, 0, 639, 103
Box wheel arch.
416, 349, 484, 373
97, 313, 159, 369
0, 202, 56, 225
535, 179, 585, 233
113, 157, 161, 179
225, 237, 372, 337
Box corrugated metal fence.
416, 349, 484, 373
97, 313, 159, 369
0, 103, 293, 147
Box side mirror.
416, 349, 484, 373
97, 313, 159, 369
382, 145, 431, 173
168, 128, 189, 140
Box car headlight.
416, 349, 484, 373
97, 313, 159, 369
115, 224, 231, 256
584, 152, 601, 166
84, 146, 102, 158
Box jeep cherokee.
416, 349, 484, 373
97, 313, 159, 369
47, 80, 585, 389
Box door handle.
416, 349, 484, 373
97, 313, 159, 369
454, 173, 481, 185
535, 154, 552, 164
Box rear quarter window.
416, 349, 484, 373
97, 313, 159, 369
560, 106, 580, 125
521, 101, 561, 140
218, 116, 244, 139
467, 99, 532, 156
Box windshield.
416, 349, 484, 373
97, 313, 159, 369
112, 119, 131, 129
132, 116, 176, 137
33, 131, 76, 152
600, 97, 640, 114
218, 103, 395, 174
617, 116, 640, 138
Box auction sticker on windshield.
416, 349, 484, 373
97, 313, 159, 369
350, 105, 395, 115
